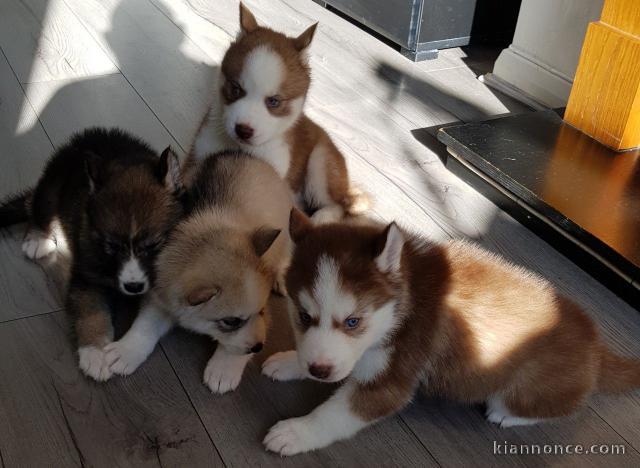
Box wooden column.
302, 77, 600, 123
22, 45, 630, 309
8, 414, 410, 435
564, 0, 640, 151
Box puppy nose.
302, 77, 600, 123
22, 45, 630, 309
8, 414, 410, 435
250, 342, 264, 354
308, 363, 332, 380
235, 123, 254, 141
123, 282, 145, 294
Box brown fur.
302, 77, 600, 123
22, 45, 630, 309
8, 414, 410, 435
287, 216, 640, 423
196, 4, 362, 216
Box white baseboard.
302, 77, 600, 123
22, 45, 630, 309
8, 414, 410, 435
489, 45, 574, 108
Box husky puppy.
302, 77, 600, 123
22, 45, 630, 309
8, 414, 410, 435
261, 210, 640, 455
0, 128, 184, 381
190, 3, 367, 224
104, 151, 293, 394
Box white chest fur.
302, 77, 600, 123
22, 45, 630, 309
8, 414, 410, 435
351, 346, 391, 383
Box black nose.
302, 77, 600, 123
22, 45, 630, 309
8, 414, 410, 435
308, 363, 332, 380
235, 123, 254, 141
123, 282, 145, 294
250, 343, 263, 354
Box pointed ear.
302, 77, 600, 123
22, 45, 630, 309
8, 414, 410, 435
239, 2, 259, 33
251, 227, 281, 257
293, 22, 317, 51
158, 146, 183, 192
186, 286, 220, 307
289, 207, 312, 243
84, 151, 102, 193
373, 223, 404, 274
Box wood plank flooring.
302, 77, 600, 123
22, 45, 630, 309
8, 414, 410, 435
0, 0, 638, 466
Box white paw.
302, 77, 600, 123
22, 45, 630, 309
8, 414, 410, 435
104, 339, 150, 376
485, 396, 541, 428
203, 351, 251, 394
310, 205, 344, 225
78, 345, 113, 382
263, 417, 316, 456
262, 351, 304, 381
22, 231, 56, 260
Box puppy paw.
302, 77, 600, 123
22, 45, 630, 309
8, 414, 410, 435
78, 345, 113, 382
262, 351, 304, 381
310, 205, 344, 225
203, 351, 251, 394
104, 339, 149, 376
22, 231, 56, 260
264, 417, 316, 456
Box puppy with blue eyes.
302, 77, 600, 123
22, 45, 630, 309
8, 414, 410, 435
105, 151, 293, 393
0, 128, 184, 381
261, 209, 640, 455
190, 3, 368, 224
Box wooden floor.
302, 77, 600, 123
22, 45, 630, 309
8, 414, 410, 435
0, 0, 639, 466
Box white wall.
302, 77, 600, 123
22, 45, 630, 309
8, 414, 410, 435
491, 0, 604, 108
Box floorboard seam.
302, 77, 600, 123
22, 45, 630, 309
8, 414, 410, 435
588, 405, 640, 456
340, 137, 457, 238
53, 383, 86, 467
0, 46, 55, 149
59, 0, 186, 154
0, 308, 63, 325
158, 342, 228, 467
19, 71, 122, 85
398, 415, 442, 467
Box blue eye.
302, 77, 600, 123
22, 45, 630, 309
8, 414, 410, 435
345, 317, 360, 329
265, 96, 281, 108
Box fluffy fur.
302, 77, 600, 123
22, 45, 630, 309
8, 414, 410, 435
104, 151, 293, 393
189, 3, 367, 224
0, 128, 184, 381
261, 210, 640, 455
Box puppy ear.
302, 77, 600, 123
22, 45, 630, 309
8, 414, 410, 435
293, 22, 317, 51
186, 286, 220, 306
239, 2, 259, 34
373, 222, 404, 274
289, 207, 312, 243
158, 146, 183, 192
84, 151, 102, 193
251, 227, 281, 257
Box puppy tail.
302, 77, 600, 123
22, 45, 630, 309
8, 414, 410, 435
344, 185, 372, 216
596, 345, 640, 393
0, 190, 32, 228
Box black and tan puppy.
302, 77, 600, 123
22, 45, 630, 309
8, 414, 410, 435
0, 128, 184, 381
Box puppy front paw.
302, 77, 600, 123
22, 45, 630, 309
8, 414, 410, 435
264, 417, 316, 456
203, 351, 251, 394
78, 345, 113, 382
22, 231, 56, 260
104, 339, 149, 376
262, 351, 305, 381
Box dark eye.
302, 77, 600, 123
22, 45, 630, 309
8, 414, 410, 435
230, 81, 243, 99
345, 317, 360, 329
299, 309, 312, 325
140, 239, 162, 255
265, 96, 281, 108
217, 317, 247, 331
104, 239, 123, 254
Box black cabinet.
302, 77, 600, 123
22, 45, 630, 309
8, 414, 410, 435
316, 0, 477, 60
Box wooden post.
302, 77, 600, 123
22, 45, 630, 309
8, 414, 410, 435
564, 0, 640, 151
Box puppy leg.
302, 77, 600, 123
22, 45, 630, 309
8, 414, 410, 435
310, 205, 344, 225
105, 303, 173, 375
264, 379, 412, 456
262, 350, 306, 381
305, 142, 348, 225
69, 285, 114, 382
203, 345, 252, 394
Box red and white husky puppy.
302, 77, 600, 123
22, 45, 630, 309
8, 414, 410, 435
190, 3, 366, 224
262, 210, 640, 455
